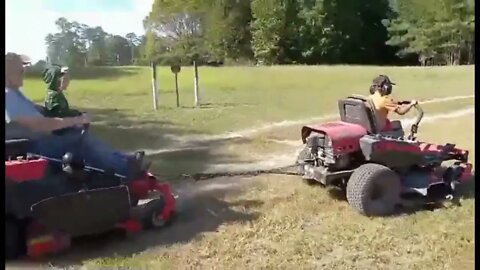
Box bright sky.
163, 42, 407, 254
5, 0, 154, 63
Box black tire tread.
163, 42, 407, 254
346, 163, 401, 216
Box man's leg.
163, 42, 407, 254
31, 131, 145, 179
79, 134, 131, 176
79, 134, 150, 179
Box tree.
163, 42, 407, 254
385, 0, 474, 65
144, 0, 208, 64
104, 35, 132, 65
250, 0, 286, 64
126, 32, 142, 63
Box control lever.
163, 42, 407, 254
407, 104, 423, 141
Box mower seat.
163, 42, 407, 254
338, 95, 379, 134
339, 95, 405, 138
5, 139, 32, 160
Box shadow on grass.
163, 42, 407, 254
76, 106, 260, 179
44, 178, 262, 268
81, 107, 190, 151
180, 102, 256, 110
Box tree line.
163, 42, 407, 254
44, 17, 145, 67
44, 0, 474, 67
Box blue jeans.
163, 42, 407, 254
30, 129, 130, 176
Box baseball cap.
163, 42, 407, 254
372, 75, 396, 86
5, 52, 32, 66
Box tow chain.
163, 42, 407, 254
154, 164, 302, 182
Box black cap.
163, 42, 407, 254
372, 75, 396, 87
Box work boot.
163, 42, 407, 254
127, 151, 151, 180
133, 151, 151, 172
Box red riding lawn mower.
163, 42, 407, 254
5, 127, 176, 260
296, 95, 473, 216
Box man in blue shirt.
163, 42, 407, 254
5, 53, 148, 180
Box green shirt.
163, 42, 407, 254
44, 90, 81, 117
42, 65, 81, 118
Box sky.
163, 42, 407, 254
5, 0, 154, 62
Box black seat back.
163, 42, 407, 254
338, 95, 378, 134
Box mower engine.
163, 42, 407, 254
304, 132, 352, 170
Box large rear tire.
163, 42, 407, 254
346, 163, 401, 216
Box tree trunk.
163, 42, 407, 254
455, 48, 461, 65
469, 43, 474, 64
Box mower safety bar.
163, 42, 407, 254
408, 104, 424, 140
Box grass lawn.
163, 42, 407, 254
10, 65, 474, 270
23, 65, 474, 137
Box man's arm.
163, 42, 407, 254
383, 98, 416, 115
6, 89, 89, 133
14, 115, 86, 133
395, 104, 416, 115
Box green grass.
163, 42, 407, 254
23, 65, 474, 137
11, 65, 474, 270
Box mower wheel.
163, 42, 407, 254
5, 219, 20, 260
141, 197, 167, 229
346, 163, 401, 216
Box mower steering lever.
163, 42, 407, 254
407, 104, 424, 141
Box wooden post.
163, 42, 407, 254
193, 61, 200, 107
170, 64, 181, 108
151, 62, 159, 110
175, 73, 180, 108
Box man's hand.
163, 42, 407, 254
79, 113, 91, 124
395, 100, 418, 115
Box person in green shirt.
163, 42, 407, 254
42, 65, 82, 118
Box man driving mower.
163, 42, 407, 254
5, 52, 149, 180
368, 75, 418, 132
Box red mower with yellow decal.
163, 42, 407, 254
5, 127, 176, 260
296, 95, 472, 216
